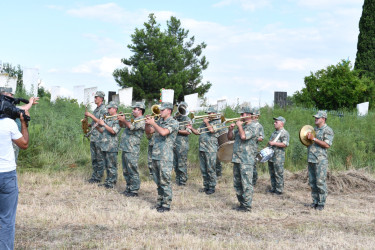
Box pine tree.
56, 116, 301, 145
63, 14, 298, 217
354, 0, 375, 80
113, 14, 211, 102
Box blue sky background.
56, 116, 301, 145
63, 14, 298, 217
0, 0, 364, 106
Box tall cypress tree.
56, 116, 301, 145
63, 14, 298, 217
354, 0, 375, 80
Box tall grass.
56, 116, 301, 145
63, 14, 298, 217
17, 98, 375, 173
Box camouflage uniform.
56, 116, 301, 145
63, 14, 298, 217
308, 121, 334, 207
147, 133, 154, 177
252, 119, 264, 186
232, 120, 258, 210
100, 110, 121, 188
120, 116, 145, 195
198, 119, 221, 192
173, 114, 191, 185
268, 126, 289, 193
89, 103, 107, 182
151, 113, 179, 209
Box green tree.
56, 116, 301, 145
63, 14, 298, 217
291, 60, 375, 110
354, 0, 375, 80
113, 14, 212, 102
2, 63, 24, 93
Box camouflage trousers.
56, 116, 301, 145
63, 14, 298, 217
103, 151, 118, 187
173, 144, 189, 185
233, 163, 254, 209
216, 156, 222, 177
151, 160, 173, 209
147, 145, 153, 177
199, 151, 217, 191
90, 142, 105, 181
122, 151, 141, 194
13, 143, 19, 163
308, 161, 328, 206
268, 161, 284, 193
252, 162, 258, 186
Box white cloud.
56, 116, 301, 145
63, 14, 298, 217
277, 58, 315, 71
213, 0, 271, 11
72, 57, 123, 77
47, 68, 58, 73
297, 0, 363, 9
66, 3, 175, 25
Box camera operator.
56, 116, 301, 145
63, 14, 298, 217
0, 100, 29, 249
0, 87, 38, 162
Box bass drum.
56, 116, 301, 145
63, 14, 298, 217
217, 141, 234, 163
217, 129, 229, 147
255, 147, 274, 163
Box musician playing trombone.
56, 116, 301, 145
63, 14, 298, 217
145, 102, 179, 212
84, 91, 107, 184
118, 102, 145, 197
173, 102, 191, 186
186, 106, 221, 195
227, 106, 257, 212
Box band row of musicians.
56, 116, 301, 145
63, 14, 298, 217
84, 91, 334, 213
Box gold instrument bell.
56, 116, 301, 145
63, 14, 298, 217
299, 125, 316, 146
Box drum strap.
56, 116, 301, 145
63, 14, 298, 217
272, 130, 282, 142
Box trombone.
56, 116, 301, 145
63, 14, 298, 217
132, 104, 160, 124
104, 113, 132, 120
197, 115, 253, 134
179, 113, 225, 125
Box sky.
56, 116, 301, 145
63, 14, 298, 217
0, 0, 364, 107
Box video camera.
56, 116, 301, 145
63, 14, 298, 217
0, 95, 31, 124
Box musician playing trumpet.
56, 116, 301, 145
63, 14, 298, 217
227, 106, 257, 212
186, 106, 221, 195
96, 101, 121, 189
84, 91, 107, 184
118, 102, 145, 197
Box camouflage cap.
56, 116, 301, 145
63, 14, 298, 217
239, 106, 252, 114
313, 110, 327, 119
106, 101, 118, 109
253, 108, 260, 116
0, 87, 14, 95
159, 102, 174, 110
205, 106, 217, 113
273, 116, 286, 124
95, 91, 105, 98
132, 101, 145, 110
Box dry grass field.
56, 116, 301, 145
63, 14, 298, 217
15, 165, 375, 249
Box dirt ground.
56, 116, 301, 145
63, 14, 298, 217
15, 167, 375, 249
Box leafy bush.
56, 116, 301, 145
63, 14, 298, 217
16, 98, 375, 173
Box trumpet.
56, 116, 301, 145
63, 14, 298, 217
132, 104, 160, 124
104, 113, 132, 120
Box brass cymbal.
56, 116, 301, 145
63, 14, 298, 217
299, 125, 316, 146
